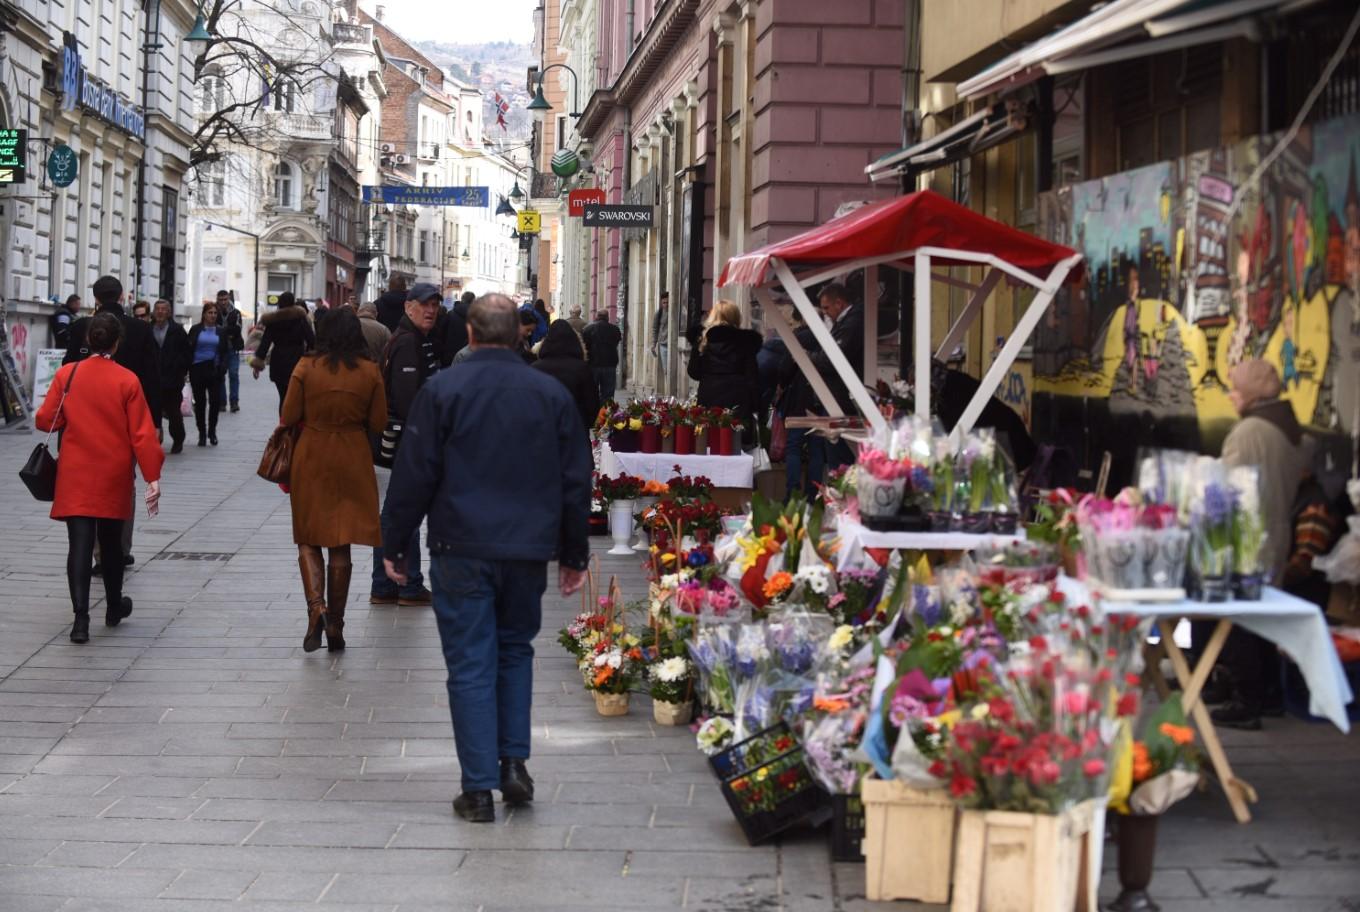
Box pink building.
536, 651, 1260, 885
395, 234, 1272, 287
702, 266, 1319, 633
560, 0, 905, 392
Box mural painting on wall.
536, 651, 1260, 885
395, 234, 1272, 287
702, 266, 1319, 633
1034, 113, 1360, 439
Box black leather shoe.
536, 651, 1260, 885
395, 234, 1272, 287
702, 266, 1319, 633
1211, 700, 1263, 731
197, 436, 206, 447
453, 790, 495, 823
499, 759, 534, 804
105, 596, 133, 627
209, 434, 218, 446
170, 441, 184, 454
123, 554, 135, 567
70, 614, 90, 644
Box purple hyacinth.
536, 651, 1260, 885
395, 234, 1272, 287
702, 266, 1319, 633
1202, 483, 1236, 529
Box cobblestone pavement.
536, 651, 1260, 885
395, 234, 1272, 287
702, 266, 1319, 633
0, 377, 1358, 911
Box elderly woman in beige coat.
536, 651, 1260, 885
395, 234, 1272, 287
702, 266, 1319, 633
1213, 358, 1311, 731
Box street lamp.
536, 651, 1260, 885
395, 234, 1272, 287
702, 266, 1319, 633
509, 181, 525, 203
186, 1, 213, 42
526, 64, 581, 121
494, 196, 517, 218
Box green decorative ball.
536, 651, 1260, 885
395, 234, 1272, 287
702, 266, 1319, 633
551, 149, 580, 178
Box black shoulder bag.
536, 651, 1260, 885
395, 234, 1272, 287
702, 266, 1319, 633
19, 363, 78, 502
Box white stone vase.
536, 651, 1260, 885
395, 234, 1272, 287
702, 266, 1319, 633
608, 499, 636, 556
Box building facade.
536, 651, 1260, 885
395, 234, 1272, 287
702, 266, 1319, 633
547, 0, 906, 395
0, 0, 199, 398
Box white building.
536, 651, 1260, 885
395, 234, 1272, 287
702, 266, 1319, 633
0, 0, 199, 396
184, 0, 343, 321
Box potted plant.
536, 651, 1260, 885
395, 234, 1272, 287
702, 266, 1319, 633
1228, 467, 1266, 600
855, 447, 911, 520
1026, 488, 1081, 576
648, 655, 695, 725
596, 473, 644, 556
1192, 481, 1236, 601
584, 640, 640, 715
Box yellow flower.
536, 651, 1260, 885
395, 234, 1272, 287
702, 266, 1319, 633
611, 623, 624, 635
970, 703, 990, 720
828, 625, 854, 651
756, 767, 768, 782
628, 417, 643, 431
931, 710, 962, 729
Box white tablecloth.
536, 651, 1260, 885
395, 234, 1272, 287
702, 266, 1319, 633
599, 443, 754, 488
834, 514, 1024, 570
1064, 580, 1353, 733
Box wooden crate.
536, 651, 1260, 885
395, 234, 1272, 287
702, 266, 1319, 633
950, 799, 1102, 912
861, 777, 957, 903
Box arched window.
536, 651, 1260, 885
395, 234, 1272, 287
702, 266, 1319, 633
274, 161, 297, 209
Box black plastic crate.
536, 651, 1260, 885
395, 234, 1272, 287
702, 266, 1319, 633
710, 722, 829, 845
830, 793, 865, 862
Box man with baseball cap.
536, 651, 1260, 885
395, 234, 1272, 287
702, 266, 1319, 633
371, 282, 443, 606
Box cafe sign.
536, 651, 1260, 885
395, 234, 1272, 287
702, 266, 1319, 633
60, 32, 146, 141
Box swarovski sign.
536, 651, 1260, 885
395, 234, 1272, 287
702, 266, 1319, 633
60, 33, 146, 141
582, 204, 654, 228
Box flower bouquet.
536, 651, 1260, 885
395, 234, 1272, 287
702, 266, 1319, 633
1106, 695, 1200, 912
1026, 487, 1081, 575
856, 446, 912, 519
1077, 490, 1190, 598
583, 634, 642, 716
648, 655, 696, 725
1228, 466, 1267, 600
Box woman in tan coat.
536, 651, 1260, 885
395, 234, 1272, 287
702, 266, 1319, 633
280, 308, 387, 652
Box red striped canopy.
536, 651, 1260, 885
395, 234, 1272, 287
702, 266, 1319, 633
718, 190, 1083, 288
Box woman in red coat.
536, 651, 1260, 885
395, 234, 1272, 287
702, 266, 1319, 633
35, 313, 165, 644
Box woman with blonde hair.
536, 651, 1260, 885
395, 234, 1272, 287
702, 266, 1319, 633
686, 300, 763, 434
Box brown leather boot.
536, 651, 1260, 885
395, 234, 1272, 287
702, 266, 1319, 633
325, 546, 351, 652
298, 546, 327, 653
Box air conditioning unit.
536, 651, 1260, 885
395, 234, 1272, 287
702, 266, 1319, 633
379, 142, 397, 154
392, 153, 410, 164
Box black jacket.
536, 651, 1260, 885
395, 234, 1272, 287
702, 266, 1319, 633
382, 348, 592, 570
154, 321, 192, 388
581, 318, 621, 367
777, 325, 831, 418
384, 316, 439, 422
532, 355, 600, 431
443, 299, 470, 365
219, 303, 245, 352
65, 304, 162, 424
375, 289, 407, 332
686, 323, 764, 427
254, 306, 315, 384
187, 322, 231, 376
933, 368, 1037, 471
50, 308, 76, 349
807, 304, 866, 414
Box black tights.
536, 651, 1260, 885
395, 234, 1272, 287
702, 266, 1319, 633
190, 361, 222, 438
66, 517, 126, 616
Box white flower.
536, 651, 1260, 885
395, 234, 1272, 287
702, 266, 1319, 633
1227, 466, 1261, 517
593, 652, 609, 668
948, 599, 972, 627
607, 653, 623, 669
828, 625, 854, 651
653, 657, 690, 683
696, 717, 735, 755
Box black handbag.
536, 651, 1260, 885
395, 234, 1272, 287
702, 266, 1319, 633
19, 363, 77, 502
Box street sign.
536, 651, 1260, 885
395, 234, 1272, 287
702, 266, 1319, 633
517, 210, 542, 234
567, 188, 606, 218
582, 204, 654, 228
47, 143, 77, 188
361, 185, 489, 207
0, 129, 25, 184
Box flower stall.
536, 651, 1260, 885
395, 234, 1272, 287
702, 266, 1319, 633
560, 415, 1353, 909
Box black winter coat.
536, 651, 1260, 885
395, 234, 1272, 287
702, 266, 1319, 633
532, 355, 600, 431
808, 304, 866, 413
375, 289, 407, 331
187, 322, 231, 376
581, 318, 621, 367
443, 299, 470, 365
384, 317, 440, 421
777, 325, 831, 418
154, 322, 193, 388
254, 306, 315, 385
65, 304, 162, 424
686, 323, 763, 428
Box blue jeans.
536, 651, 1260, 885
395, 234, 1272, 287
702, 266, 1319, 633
592, 366, 616, 402
371, 526, 424, 597
219, 351, 241, 407
430, 555, 546, 791
785, 426, 827, 499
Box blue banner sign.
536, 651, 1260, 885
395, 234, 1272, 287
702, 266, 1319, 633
60, 33, 145, 141
362, 185, 490, 207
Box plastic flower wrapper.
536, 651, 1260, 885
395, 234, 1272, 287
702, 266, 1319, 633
937, 560, 981, 628
930, 433, 958, 512
1192, 479, 1237, 581
1227, 465, 1267, 577
735, 622, 771, 678
803, 709, 869, 794
687, 622, 740, 714
1108, 693, 1201, 816
831, 568, 884, 626
696, 716, 735, 756
766, 608, 837, 676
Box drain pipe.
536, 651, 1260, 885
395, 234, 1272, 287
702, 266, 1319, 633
134, 0, 163, 299
614, 104, 632, 390
899, 0, 922, 379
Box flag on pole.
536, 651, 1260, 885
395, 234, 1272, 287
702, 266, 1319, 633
494, 92, 509, 131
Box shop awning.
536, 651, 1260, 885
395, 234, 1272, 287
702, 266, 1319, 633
955, 0, 1301, 100
717, 190, 1084, 289
867, 101, 1030, 182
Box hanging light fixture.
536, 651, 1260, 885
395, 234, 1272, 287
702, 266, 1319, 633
509, 180, 524, 202
494, 196, 516, 218
186, 1, 213, 42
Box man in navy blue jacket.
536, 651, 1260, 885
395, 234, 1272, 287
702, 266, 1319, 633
381, 293, 592, 823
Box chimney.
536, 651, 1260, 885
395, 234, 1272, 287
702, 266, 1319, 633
375, 4, 385, 20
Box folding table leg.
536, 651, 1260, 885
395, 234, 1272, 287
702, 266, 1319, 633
1162, 619, 1258, 823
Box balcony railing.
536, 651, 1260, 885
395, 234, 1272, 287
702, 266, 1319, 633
277, 112, 334, 141
334, 22, 371, 45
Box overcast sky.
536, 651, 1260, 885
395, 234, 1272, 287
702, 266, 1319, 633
359, 0, 537, 45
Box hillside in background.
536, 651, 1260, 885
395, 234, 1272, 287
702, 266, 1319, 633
413, 40, 535, 141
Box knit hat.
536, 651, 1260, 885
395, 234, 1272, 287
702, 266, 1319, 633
1229, 358, 1282, 410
